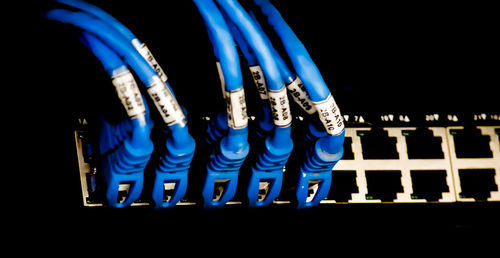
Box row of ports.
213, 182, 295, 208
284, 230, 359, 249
322, 169, 498, 203
75, 126, 500, 206
325, 126, 500, 203
341, 126, 499, 160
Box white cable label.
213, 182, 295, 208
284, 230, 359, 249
226, 88, 248, 129
268, 87, 292, 127
286, 76, 316, 115
111, 70, 146, 118
132, 39, 168, 83
147, 76, 185, 126
314, 94, 344, 136
248, 65, 268, 100
216, 62, 226, 99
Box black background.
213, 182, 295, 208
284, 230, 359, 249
13, 0, 500, 246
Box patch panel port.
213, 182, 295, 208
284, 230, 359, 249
342, 137, 354, 160
410, 170, 449, 201
403, 128, 444, 159
357, 128, 399, 159
365, 170, 403, 202
329, 170, 358, 202
451, 127, 493, 158
458, 169, 498, 201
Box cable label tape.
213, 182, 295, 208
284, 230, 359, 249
268, 87, 292, 127
132, 39, 168, 83
249, 65, 269, 100
111, 70, 146, 118
216, 62, 226, 99
314, 94, 344, 136
147, 76, 185, 126
225, 88, 248, 129
286, 76, 316, 115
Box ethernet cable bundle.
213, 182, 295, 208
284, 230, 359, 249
46, 0, 344, 209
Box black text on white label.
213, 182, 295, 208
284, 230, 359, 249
147, 76, 185, 126
268, 87, 292, 127
314, 94, 344, 135
132, 40, 168, 82
225, 88, 248, 129
111, 70, 146, 118
249, 66, 268, 100
286, 76, 316, 115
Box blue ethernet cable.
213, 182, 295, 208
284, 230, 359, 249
224, 14, 274, 137
193, 0, 249, 209
57, 0, 168, 82
253, 0, 345, 208
47, 9, 195, 208
216, 0, 294, 207
57, 2, 195, 208
79, 32, 154, 208
248, 11, 316, 115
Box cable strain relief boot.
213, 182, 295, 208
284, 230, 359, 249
305, 117, 329, 142
207, 111, 229, 145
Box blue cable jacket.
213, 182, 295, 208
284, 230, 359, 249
57, 0, 138, 43
216, 0, 283, 92
253, 0, 330, 102
78, 32, 151, 146
79, 32, 125, 75
46, 10, 157, 85
193, 0, 243, 91
248, 11, 295, 84
223, 13, 258, 66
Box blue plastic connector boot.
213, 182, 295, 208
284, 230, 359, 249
202, 127, 249, 208
152, 170, 188, 209
296, 131, 345, 209
247, 168, 283, 207
296, 170, 332, 209
152, 124, 196, 208
202, 170, 239, 209
100, 120, 154, 208
247, 126, 293, 207
304, 117, 329, 143
206, 111, 229, 145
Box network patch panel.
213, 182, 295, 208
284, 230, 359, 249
74, 112, 500, 207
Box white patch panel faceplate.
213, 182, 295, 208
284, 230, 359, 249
322, 126, 499, 204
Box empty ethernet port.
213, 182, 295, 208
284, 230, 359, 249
342, 137, 354, 160
403, 128, 444, 159
358, 128, 399, 159
365, 170, 403, 202
451, 127, 492, 158
459, 169, 498, 201
328, 170, 358, 202
410, 170, 449, 201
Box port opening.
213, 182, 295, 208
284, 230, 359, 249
365, 170, 403, 202
257, 179, 274, 202
342, 137, 354, 160
213, 179, 229, 201
451, 128, 493, 158
329, 170, 358, 202
117, 182, 133, 204
163, 181, 178, 202
403, 128, 444, 159
410, 170, 449, 201
357, 128, 399, 159
459, 169, 498, 200
306, 180, 323, 203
